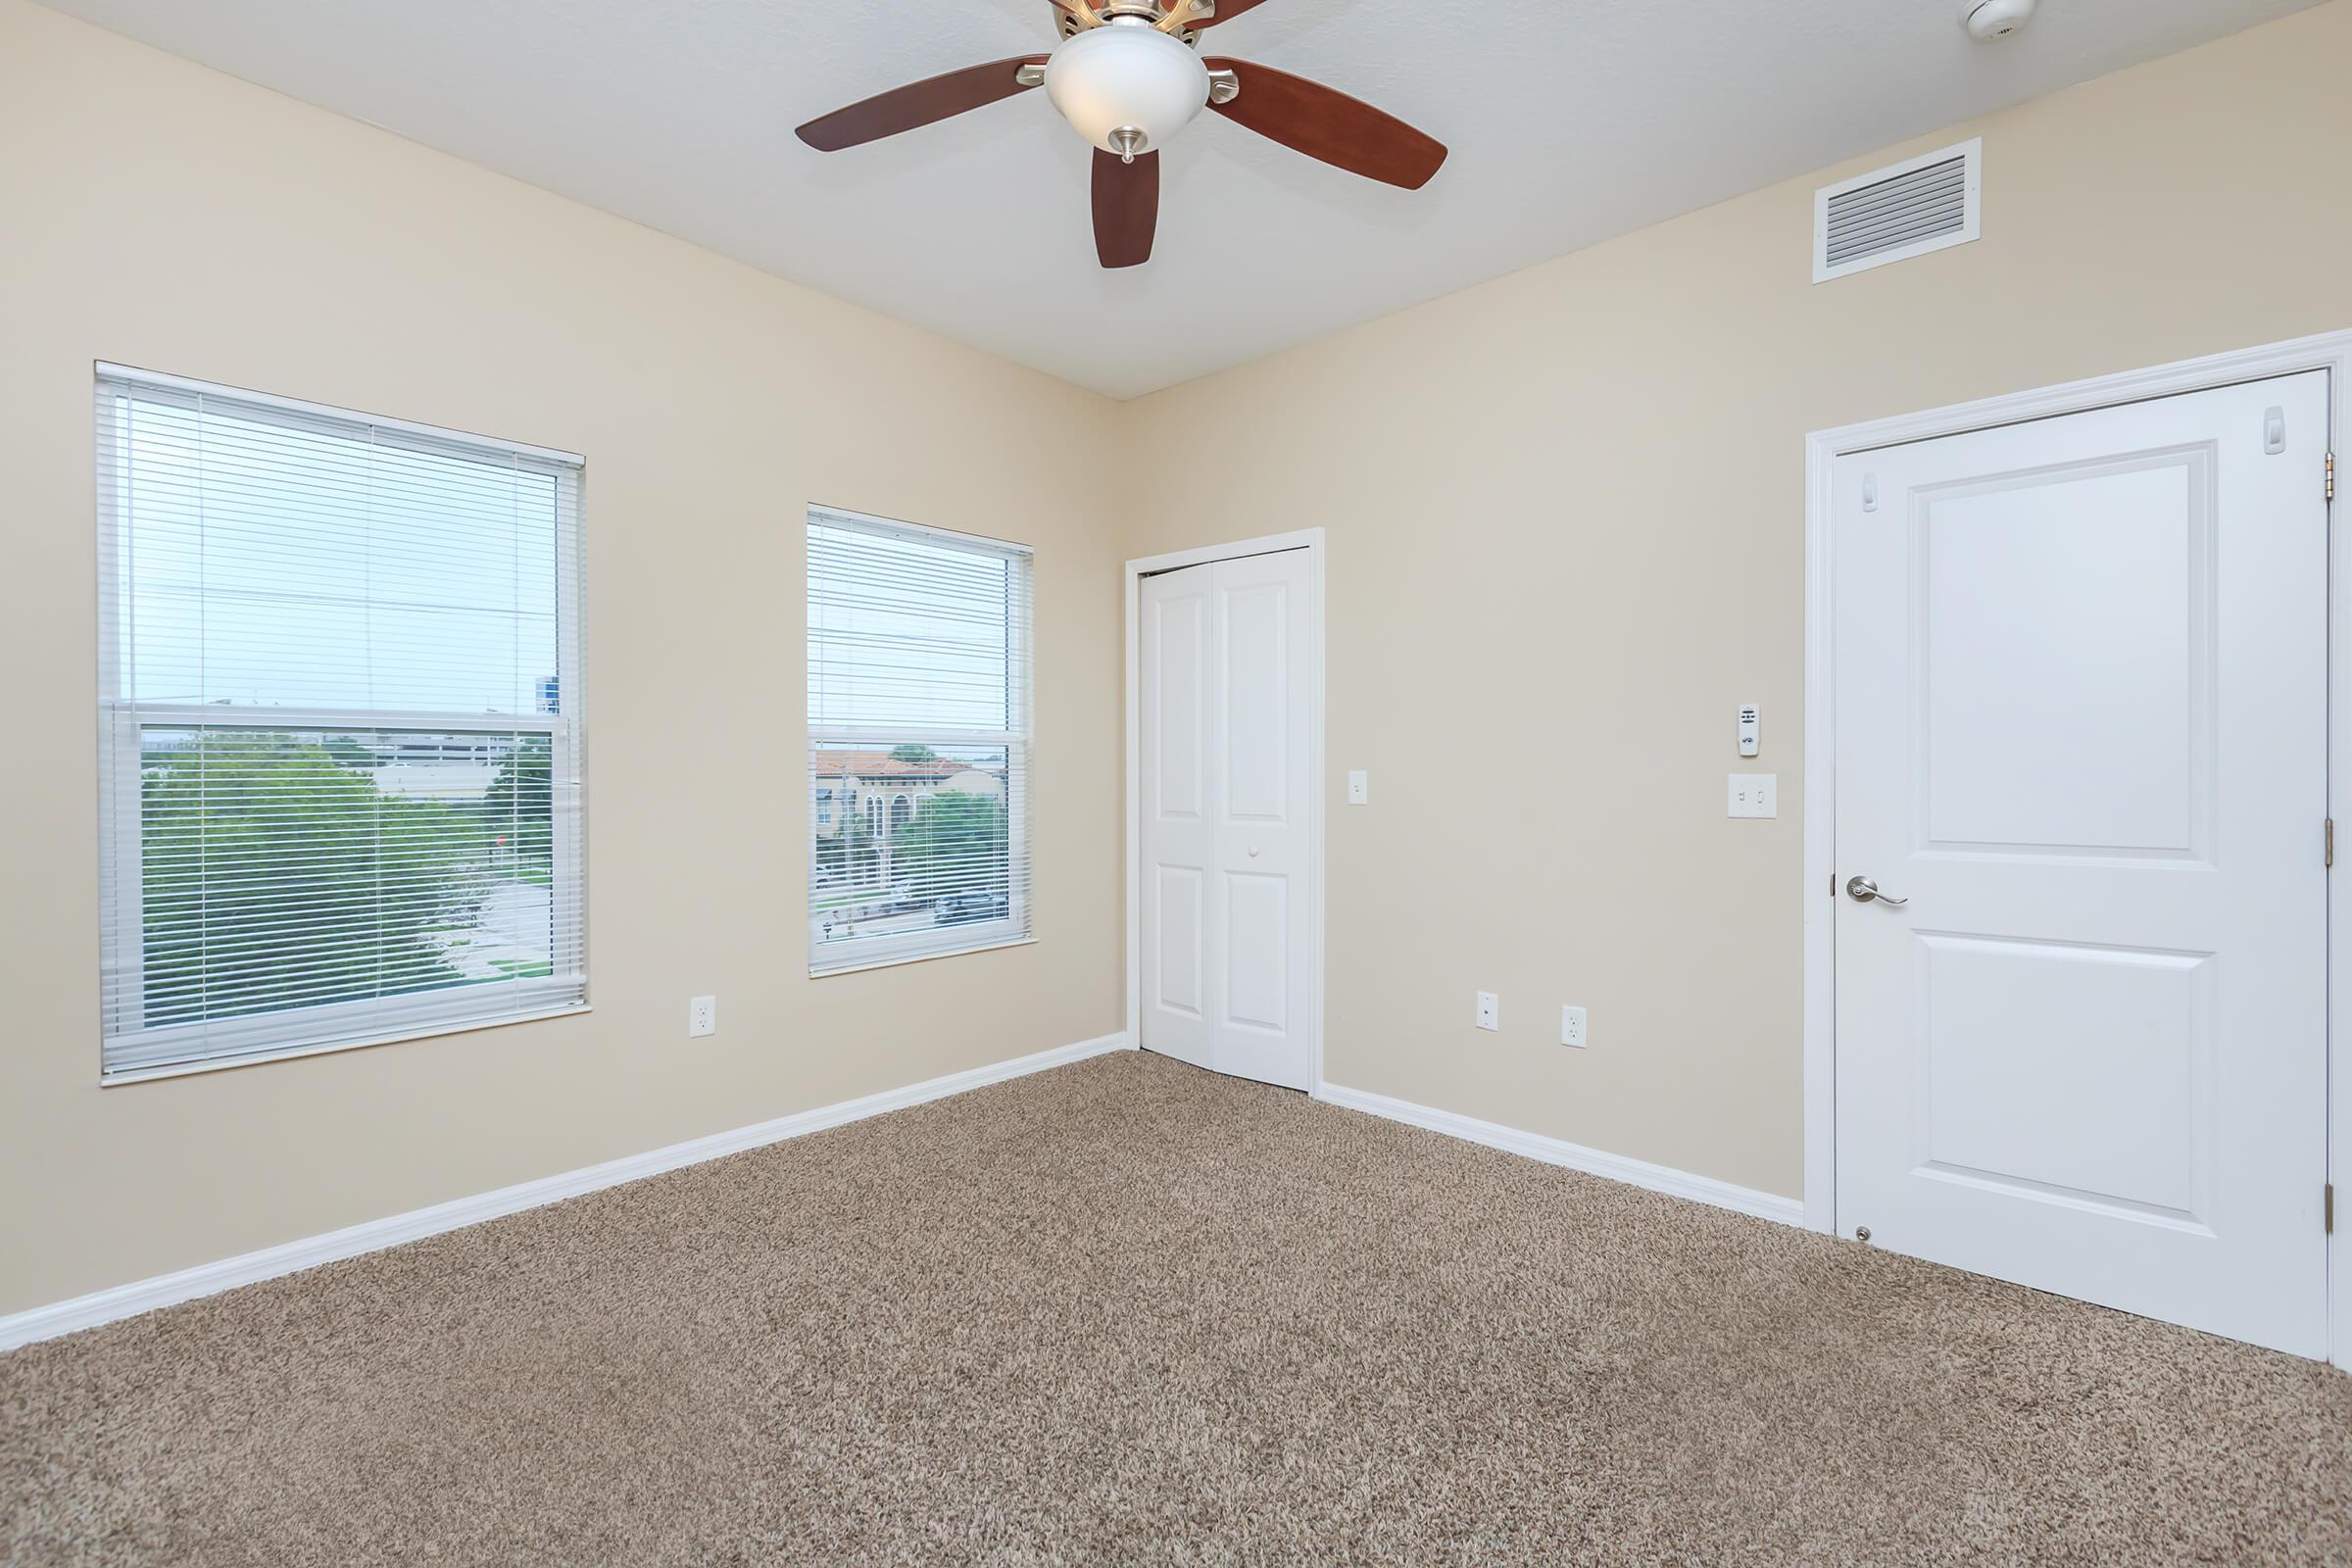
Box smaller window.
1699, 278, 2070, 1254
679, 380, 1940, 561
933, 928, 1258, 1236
807, 509, 1031, 972
815, 789, 834, 827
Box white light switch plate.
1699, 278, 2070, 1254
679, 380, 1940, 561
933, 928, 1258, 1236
1728, 773, 1778, 818
1348, 769, 1369, 805
688, 996, 716, 1038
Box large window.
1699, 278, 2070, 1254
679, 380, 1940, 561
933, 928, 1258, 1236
96, 366, 587, 1080
807, 508, 1031, 973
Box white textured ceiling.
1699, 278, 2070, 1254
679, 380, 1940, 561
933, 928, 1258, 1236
37, 0, 2319, 397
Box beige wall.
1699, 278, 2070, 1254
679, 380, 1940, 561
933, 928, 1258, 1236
0, 0, 1127, 1315
1117, 1, 2352, 1199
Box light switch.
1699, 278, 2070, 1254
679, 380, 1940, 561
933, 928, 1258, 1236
1348, 770, 1369, 805
1728, 773, 1778, 818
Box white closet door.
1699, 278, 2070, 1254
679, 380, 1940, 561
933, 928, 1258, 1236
1207, 550, 1315, 1091
1140, 564, 1212, 1071
1140, 550, 1315, 1091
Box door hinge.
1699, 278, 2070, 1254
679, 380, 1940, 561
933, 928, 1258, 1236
2328, 451, 2336, 502
2328, 818, 2336, 868
2328, 1183, 2335, 1235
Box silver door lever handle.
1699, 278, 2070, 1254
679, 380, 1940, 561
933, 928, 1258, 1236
1845, 875, 1908, 906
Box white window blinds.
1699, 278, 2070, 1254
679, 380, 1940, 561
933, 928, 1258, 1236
96, 366, 587, 1080
807, 509, 1032, 973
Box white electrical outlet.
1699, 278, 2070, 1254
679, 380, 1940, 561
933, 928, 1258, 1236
1348, 769, 1369, 805
688, 996, 717, 1038
1728, 773, 1778, 818
1560, 1004, 1589, 1049
1475, 991, 1499, 1031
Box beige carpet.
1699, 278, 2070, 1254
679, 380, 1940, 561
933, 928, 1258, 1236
4, 1051, 2346, 1566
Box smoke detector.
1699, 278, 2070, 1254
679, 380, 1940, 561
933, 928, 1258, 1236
1961, 0, 2036, 40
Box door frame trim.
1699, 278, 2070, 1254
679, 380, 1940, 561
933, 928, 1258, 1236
1803, 328, 2352, 1366
1123, 528, 1327, 1093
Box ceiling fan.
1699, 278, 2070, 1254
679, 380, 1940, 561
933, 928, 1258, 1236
795, 0, 1447, 269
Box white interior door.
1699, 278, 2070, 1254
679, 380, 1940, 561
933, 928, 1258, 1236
1140, 550, 1315, 1091
1833, 370, 2330, 1355
1140, 564, 1212, 1072
1207, 550, 1314, 1090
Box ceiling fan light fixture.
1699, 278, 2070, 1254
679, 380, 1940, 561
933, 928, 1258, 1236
791, 0, 1449, 271
1044, 19, 1209, 158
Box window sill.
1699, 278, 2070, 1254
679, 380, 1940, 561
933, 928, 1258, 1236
808, 935, 1037, 980
99, 1002, 593, 1087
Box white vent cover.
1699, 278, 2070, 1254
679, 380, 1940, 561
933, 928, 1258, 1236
1813, 138, 1981, 282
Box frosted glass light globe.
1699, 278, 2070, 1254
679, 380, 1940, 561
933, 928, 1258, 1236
1044, 21, 1209, 161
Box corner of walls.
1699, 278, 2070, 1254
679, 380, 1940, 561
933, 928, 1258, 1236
0, 2, 1136, 1321
1103, 0, 2351, 1209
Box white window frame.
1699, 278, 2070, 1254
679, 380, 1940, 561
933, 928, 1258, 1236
807, 507, 1032, 975
94, 365, 589, 1083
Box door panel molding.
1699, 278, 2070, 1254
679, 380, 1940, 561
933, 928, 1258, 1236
1804, 328, 2352, 1368
1126, 529, 1326, 1095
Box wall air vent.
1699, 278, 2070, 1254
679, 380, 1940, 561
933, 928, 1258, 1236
1813, 138, 1981, 283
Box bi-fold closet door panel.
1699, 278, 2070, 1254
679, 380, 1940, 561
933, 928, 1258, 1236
1141, 550, 1313, 1091
1140, 564, 1211, 1071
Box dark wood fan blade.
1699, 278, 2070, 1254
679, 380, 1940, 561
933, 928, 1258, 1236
1200, 58, 1446, 188
797, 58, 1048, 152
1092, 150, 1160, 268
1191, 0, 1274, 25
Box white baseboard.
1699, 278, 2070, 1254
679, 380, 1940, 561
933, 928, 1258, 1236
1314, 1080, 1807, 1228
0, 1031, 1132, 1351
